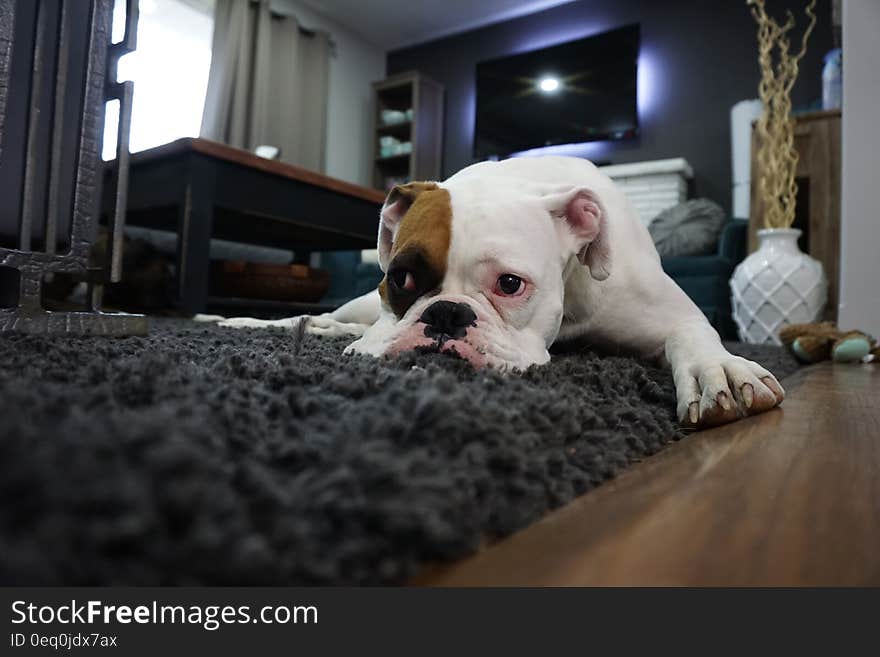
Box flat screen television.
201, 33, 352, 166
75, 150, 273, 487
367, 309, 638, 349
474, 24, 640, 158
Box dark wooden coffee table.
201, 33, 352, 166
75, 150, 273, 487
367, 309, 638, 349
103, 138, 386, 315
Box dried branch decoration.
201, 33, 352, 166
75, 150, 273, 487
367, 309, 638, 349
749, 0, 817, 229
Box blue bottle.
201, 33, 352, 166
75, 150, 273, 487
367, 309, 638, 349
822, 48, 842, 110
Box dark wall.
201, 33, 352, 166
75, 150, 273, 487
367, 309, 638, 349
387, 0, 833, 213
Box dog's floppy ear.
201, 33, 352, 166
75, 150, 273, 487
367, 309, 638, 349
543, 187, 611, 281
378, 181, 438, 272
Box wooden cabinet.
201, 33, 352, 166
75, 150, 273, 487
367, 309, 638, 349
749, 110, 841, 318
372, 71, 443, 192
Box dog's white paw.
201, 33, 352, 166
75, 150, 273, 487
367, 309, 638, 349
192, 314, 226, 323
305, 315, 368, 338
217, 317, 298, 330
673, 354, 785, 427
215, 314, 367, 337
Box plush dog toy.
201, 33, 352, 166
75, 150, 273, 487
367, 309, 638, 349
778, 322, 879, 364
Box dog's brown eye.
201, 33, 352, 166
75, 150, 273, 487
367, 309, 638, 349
389, 268, 416, 292
495, 274, 524, 296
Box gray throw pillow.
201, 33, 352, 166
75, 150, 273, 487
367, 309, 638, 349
648, 199, 726, 258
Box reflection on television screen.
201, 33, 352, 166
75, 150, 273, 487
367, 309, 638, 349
474, 24, 640, 158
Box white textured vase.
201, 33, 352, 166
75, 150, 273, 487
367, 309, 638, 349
731, 228, 827, 344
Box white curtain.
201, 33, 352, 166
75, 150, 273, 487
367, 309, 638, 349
200, 0, 330, 171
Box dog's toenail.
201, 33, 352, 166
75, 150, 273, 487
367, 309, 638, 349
688, 402, 699, 424
742, 383, 754, 408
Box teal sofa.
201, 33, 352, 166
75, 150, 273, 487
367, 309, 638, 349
660, 218, 748, 340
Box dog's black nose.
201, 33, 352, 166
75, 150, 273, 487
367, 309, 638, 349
420, 301, 477, 340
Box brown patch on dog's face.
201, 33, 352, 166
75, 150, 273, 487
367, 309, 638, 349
392, 187, 452, 272
378, 186, 452, 318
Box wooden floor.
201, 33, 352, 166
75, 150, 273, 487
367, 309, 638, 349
417, 362, 880, 586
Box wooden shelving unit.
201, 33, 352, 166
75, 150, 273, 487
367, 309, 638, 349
372, 71, 444, 191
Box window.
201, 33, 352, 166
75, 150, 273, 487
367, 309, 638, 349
103, 0, 214, 160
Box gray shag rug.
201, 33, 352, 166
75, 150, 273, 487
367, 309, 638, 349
0, 319, 798, 585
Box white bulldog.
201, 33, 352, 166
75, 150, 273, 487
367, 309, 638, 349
218, 156, 784, 426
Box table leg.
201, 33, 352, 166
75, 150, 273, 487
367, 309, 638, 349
176, 160, 215, 315
292, 250, 312, 265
